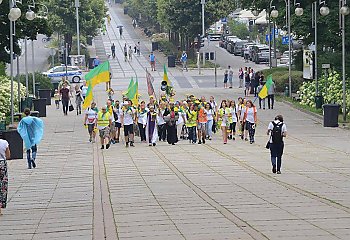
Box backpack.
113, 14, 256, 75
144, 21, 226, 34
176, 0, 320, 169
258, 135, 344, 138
271, 121, 283, 144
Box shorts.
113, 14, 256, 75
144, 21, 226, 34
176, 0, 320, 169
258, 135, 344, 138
99, 126, 110, 139
245, 82, 250, 88
228, 76, 233, 84
224, 77, 228, 83
87, 124, 95, 134
110, 122, 116, 132
115, 122, 122, 129
197, 122, 206, 131
124, 124, 134, 136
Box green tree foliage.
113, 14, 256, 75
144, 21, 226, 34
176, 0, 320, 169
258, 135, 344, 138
0, 0, 52, 63
47, 0, 106, 45
228, 20, 250, 39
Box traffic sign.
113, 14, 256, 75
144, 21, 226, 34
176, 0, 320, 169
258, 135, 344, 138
282, 36, 292, 45
273, 28, 278, 36
265, 34, 273, 42
221, 17, 227, 24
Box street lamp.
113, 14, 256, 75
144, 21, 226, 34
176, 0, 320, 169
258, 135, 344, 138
270, 6, 278, 68
340, 0, 349, 121
295, 3, 304, 16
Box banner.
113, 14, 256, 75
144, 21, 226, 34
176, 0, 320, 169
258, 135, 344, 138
303, 50, 314, 80
146, 69, 156, 98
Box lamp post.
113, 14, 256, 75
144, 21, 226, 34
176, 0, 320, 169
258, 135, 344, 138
270, 5, 278, 68
340, 0, 349, 121
75, 0, 80, 55
25, 5, 36, 98
201, 0, 205, 67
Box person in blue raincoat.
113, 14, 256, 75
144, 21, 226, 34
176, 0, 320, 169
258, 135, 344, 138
17, 108, 44, 169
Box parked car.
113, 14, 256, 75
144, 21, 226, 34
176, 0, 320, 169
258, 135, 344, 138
255, 50, 270, 64
233, 40, 248, 56
280, 50, 296, 64
240, 42, 256, 57
251, 45, 269, 63
43, 65, 83, 84
226, 37, 242, 53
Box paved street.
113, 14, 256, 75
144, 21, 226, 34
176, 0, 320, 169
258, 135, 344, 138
1, 2, 350, 240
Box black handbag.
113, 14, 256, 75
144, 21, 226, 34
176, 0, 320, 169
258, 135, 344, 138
266, 135, 271, 149
69, 101, 74, 112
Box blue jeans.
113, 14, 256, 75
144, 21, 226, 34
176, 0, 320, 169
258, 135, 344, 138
188, 126, 197, 143
270, 142, 284, 171
206, 120, 213, 138
26, 145, 37, 169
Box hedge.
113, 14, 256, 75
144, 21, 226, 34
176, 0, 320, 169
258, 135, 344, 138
261, 67, 303, 93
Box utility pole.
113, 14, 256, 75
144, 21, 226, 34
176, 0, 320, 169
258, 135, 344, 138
201, 0, 205, 66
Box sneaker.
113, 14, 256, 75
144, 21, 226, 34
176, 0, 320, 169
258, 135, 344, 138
277, 171, 281, 174
245, 138, 248, 141
101, 145, 104, 149
153, 143, 156, 146
208, 137, 212, 140
241, 135, 244, 140
125, 142, 129, 148
106, 143, 110, 149
89, 137, 92, 142
198, 141, 202, 144
202, 138, 205, 144
110, 139, 116, 144
130, 142, 135, 147
149, 143, 152, 146
232, 137, 235, 140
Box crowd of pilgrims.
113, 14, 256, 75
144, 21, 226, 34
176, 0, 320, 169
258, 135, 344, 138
84, 93, 259, 149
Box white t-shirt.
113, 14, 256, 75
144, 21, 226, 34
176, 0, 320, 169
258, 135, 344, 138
238, 105, 245, 121
85, 108, 97, 125
122, 107, 135, 126
114, 107, 122, 123
0, 139, 9, 160
157, 109, 165, 125
231, 106, 238, 123
205, 109, 214, 121
81, 86, 88, 96
245, 107, 257, 123
268, 120, 287, 143
137, 109, 148, 125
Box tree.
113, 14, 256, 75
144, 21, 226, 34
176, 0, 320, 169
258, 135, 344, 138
0, 0, 52, 63
228, 20, 250, 39
47, 0, 106, 46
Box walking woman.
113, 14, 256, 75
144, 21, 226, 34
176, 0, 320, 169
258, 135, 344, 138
157, 102, 166, 141
238, 67, 244, 88
0, 137, 10, 215
84, 102, 98, 142
75, 85, 83, 115
204, 103, 215, 140
17, 108, 44, 169
186, 104, 198, 144
164, 102, 179, 145
243, 100, 257, 144
223, 69, 228, 89
267, 115, 287, 174
228, 100, 238, 140
137, 101, 148, 143
197, 103, 207, 144
217, 100, 231, 144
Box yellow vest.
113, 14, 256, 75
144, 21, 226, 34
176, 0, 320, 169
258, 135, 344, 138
97, 112, 110, 127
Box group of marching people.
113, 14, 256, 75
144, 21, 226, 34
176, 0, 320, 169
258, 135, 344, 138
84, 94, 260, 148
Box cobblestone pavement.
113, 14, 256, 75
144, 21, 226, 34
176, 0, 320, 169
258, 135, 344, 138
1, 2, 350, 240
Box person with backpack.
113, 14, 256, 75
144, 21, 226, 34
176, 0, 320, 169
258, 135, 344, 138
243, 100, 257, 144
267, 115, 287, 174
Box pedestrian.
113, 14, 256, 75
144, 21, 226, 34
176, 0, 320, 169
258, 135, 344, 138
223, 69, 228, 89
106, 100, 116, 144
132, 18, 137, 28
59, 83, 71, 115
197, 102, 207, 144
113, 100, 122, 143
267, 115, 287, 174
107, 14, 111, 25
80, 81, 88, 100
97, 106, 112, 150
0, 137, 10, 215
244, 72, 251, 96
54, 89, 60, 109
121, 100, 136, 147
186, 104, 198, 144
258, 81, 266, 109
17, 108, 44, 169
204, 103, 214, 140
244, 46, 250, 62
111, 43, 116, 59
93, 56, 100, 68
145, 105, 158, 146
176, 101, 186, 140
128, 46, 133, 61
75, 84, 83, 115
136, 41, 141, 56
243, 100, 257, 144
228, 100, 238, 140
268, 79, 276, 109
124, 43, 128, 62
238, 97, 247, 140
149, 52, 156, 71
228, 66, 234, 88
238, 67, 244, 88
119, 26, 123, 38
217, 100, 231, 144
181, 51, 188, 71
137, 101, 148, 143
84, 102, 98, 143
164, 101, 179, 145
157, 101, 166, 141
252, 71, 260, 97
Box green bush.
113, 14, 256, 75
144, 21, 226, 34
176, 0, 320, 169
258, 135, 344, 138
0, 62, 6, 76
18, 72, 53, 95
261, 67, 303, 93
0, 76, 26, 117
158, 40, 178, 57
